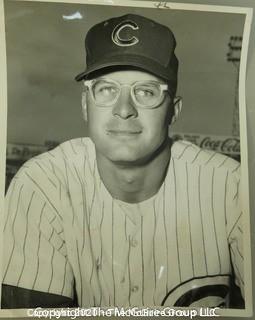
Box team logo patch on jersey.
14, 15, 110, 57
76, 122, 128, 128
111, 20, 139, 47
161, 275, 230, 307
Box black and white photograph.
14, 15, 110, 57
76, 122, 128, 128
0, 0, 253, 317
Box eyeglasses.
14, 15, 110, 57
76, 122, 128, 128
84, 78, 168, 109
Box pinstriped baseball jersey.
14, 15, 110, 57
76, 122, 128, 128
3, 137, 243, 307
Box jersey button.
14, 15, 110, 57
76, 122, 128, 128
130, 238, 138, 247
131, 285, 139, 293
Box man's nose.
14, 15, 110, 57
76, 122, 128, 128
112, 87, 138, 119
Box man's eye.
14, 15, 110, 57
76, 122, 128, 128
136, 88, 155, 97
97, 86, 117, 95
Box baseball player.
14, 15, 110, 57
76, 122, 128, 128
2, 14, 244, 308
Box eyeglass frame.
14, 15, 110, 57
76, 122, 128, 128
83, 78, 169, 109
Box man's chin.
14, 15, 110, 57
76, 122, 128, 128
106, 148, 160, 167
107, 153, 142, 165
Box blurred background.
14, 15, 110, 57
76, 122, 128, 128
4, 0, 246, 189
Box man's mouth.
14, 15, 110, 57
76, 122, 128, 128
106, 129, 142, 136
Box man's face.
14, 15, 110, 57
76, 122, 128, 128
84, 69, 174, 165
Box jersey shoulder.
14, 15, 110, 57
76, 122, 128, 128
14, 137, 95, 188
171, 140, 240, 173
39, 137, 95, 162
19, 137, 94, 171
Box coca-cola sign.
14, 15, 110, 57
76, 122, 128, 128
171, 133, 240, 156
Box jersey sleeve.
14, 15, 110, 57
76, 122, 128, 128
225, 165, 244, 298
2, 157, 74, 301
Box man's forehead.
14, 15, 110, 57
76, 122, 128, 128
91, 69, 165, 83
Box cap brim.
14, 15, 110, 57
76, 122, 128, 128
75, 54, 177, 83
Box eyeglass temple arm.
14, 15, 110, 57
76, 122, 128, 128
83, 80, 93, 88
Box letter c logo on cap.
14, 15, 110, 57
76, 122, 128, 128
112, 20, 139, 47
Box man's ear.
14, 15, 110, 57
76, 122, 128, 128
81, 91, 88, 122
170, 96, 182, 125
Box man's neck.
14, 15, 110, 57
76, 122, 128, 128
96, 140, 172, 203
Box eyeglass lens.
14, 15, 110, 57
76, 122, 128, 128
91, 80, 163, 107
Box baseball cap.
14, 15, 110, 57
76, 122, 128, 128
75, 14, 178, 96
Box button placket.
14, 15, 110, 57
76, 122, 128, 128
128, 231, 142, 302
117, 201, 143, 304
130, 237, 138, 248
131, 285, 139, 293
